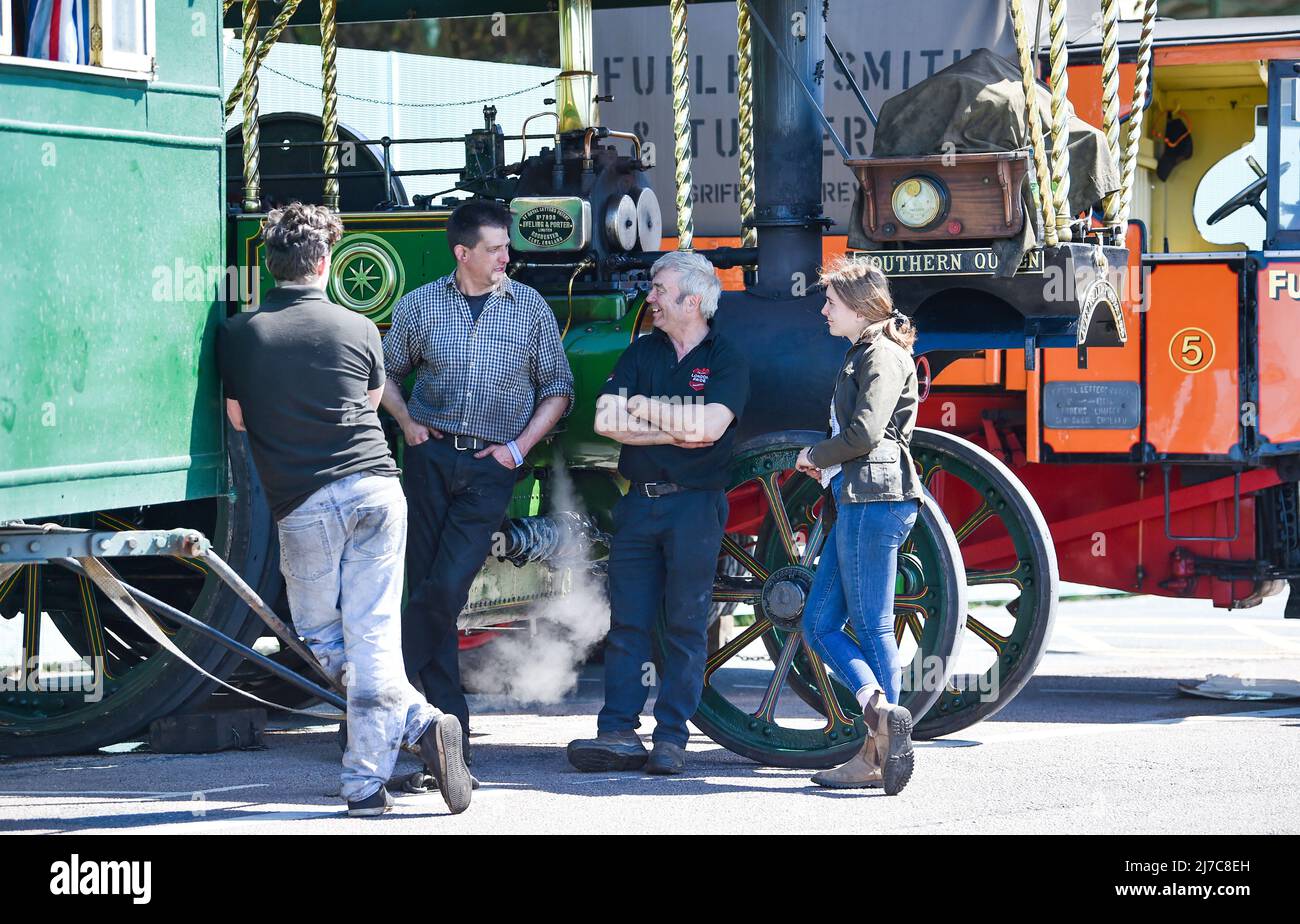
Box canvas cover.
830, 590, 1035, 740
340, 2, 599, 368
850, 48, 1121, 274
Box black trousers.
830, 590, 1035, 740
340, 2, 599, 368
401, 437, 516, 730
598, 489, 728, 747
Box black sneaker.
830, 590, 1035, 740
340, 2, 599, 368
645, 741, 686, 775
404, 769, 480, 793
567, 730, 649, 772
347, 785, 393, 818
414, 714, 473, 814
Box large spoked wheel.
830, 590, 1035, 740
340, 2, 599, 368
0, 430, 280, 756
666, 430, 967, 769
910, 427, 1059, 739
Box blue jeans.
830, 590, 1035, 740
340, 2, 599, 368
801, 474, 919, 704
599, 489, 729, 747
277, 472, 439, 803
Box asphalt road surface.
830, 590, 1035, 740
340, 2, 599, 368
1, 589, 1298, 835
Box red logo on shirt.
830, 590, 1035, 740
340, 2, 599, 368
689, 367, 710, 391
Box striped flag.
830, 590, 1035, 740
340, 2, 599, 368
26, 0, 91, 65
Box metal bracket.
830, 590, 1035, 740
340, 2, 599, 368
1162, 467, 1242, 542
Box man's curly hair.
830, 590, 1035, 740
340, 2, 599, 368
261, 202, 344, 282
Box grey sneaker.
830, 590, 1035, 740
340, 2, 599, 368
645, 741, 686, 775
414, 714, 473, 814
347, 785, 393, 818
567, 730, 649, 771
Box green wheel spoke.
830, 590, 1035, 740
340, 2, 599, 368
753, 630, 801, 723
757, 472, 800, 566
704, 617, 772, 681
953, 501, 995, 543
801, 640, 854, 729
22, 565, 42, 685
720, 534, 769, 581
800, 508, 828, 567
967, 560, 1030, 587
967, 614, 1009, 655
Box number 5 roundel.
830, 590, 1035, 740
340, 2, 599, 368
1168, 327, 1216, 374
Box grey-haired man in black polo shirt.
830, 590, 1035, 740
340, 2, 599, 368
568, 251, 749, 775
381, 200, 574, 771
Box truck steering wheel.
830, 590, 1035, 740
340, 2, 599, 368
1207, 155, 1268, 226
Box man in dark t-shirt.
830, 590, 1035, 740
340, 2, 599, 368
567, 251, 749, 776
218, 203, 471, 818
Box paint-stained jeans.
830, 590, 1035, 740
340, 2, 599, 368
277, 472, 439, 803
802, 473, 919, 704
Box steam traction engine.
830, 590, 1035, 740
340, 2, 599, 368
15, 0, 1294, 770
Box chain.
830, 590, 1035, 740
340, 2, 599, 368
226, 44, 557, 109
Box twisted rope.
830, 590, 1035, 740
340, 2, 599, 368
736, 1, 756, 248
1010, 0, 1057, 247
240, 0, 261, 213
1047, 0, 1072, 241
320, 0, 340, 210
1100, 0, 1122, 226
224, 0, 302, 119
1117, 0, 1157, 231
669, 0, 694, 250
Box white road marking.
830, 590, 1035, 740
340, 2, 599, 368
970, 705, 1300, 746
0, 783, 269, 799
1230, 621, 1300, 654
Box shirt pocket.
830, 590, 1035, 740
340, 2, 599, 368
486, 332, 532, 393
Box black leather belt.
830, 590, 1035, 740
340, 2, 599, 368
450, 434, 488, 452
633, 481, 687, 498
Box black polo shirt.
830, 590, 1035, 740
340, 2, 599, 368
600, 325, 749, 490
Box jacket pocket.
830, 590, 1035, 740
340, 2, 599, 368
854, 441, 904, 500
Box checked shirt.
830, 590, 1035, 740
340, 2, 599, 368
383, 273, 574, 445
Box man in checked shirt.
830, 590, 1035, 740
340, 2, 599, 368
381, 200, 574, 771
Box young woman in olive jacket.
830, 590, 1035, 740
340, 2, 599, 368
795, 257, 923, 794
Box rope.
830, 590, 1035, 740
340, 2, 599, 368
240, 0, 261, 213
736, 1, 756, 249
1047, 0, 1072, 241
1009, 0, 1057, 247
224, 0, 302, 119
1100, 0, 1122, 226
320, 0, 340, 210
669, 0, 694, 250
1117, 0, 1157, 232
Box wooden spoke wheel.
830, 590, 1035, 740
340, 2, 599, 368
659, 431, 967, 769
909, 427, 1059, 739
0, 431, 280, 756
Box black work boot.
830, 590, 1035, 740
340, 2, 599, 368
566, 729, 649, 771
645, 741, 686, 775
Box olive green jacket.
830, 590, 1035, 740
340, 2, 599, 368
807, 334, 923, 504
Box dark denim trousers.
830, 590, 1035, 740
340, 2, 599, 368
598, 489, 728, 747
401, 437, 517, 730
802, 473, 919, 704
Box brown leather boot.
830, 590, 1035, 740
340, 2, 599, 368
810, 734, 884, 789
867, 689, 914, 795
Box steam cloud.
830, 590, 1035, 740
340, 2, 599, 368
461, 457, 611, 705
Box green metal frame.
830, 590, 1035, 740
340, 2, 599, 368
0, 1, 228, 521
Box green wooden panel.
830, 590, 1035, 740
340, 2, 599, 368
0, 2, 227, 521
